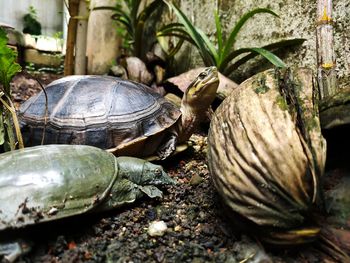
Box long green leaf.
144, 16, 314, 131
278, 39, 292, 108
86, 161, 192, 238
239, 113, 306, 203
168, 39, 185, 57
222, 8, 279, 62
164, 1, 215, 65
94, 6, 133, 38
214, 10, 223, 60
222, 38, 305, 69
158, 22, 184, 32
157, 23, 187, 36
111, 9, 131, 23
161, 38, 185, 58
219, 48, 254, 72
92, 6, 117, 11
196, 28, 218, 65
249, 47, 286, 67
130, 0, 141, 26
157, 32, 195, 45
137, 0, 163, 24
134, 0, 163, 57
0, 93, 23, 149
157, 23, 196, 45
111, 15, 134, 37
223, 47, 286, 75
259, 38, 306, 50
222, 39, 305, 74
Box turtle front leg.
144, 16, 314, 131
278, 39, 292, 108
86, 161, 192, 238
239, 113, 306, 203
157, 133, 178, 160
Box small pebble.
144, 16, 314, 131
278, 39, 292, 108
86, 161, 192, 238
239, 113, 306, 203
147, 220, 168, 237
174, 225, 182, 232
189, 174, 203, 186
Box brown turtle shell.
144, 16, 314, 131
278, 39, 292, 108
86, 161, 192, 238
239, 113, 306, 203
19, 75, 181, 157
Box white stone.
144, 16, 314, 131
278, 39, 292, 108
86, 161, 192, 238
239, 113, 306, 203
36, 36, 63, 52
147, 220, 168, 237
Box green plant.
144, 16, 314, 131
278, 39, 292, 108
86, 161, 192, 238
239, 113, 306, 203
94, 0, 164, 58
158, 2, 306, 76
23, 5, 42, 35
0, 28, 23, 151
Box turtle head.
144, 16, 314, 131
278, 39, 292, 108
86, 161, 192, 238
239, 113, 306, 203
141, 162, 176, 186
116, 157, 176, 186
116, 157, 175, 200
182, 66, 219, 111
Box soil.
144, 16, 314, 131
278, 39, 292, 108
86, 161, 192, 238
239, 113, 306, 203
2, 72, 349, 263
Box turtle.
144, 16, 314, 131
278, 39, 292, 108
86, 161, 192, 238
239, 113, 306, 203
0, 144, 175, 261
19, 67, 219, 160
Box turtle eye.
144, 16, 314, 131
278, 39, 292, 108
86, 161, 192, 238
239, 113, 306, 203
198, 72, 207, 79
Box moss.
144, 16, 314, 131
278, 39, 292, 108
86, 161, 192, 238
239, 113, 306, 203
276, 94, 288, 111
253, 75, 270, 94
319, 86, 350, 111
306, 117, 320, 132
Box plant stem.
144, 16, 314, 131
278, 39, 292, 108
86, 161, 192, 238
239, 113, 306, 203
316, 0, 338, 99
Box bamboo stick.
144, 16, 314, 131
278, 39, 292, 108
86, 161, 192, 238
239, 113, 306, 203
316, 0, 338, 99
64, 0, 80, 76
74, 0, 89, 75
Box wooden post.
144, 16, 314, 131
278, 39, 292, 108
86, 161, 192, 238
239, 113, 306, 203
316, 0, 338, 99
64, 0, 80, 76
74, 0, 89, 75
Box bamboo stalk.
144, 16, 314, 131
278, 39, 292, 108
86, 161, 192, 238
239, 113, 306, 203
316, 0, 338, 99
64, 0, 80, 76
74, 0, 89, 75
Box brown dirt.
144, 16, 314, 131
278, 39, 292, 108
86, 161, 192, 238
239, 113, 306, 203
2, 73, 349, 263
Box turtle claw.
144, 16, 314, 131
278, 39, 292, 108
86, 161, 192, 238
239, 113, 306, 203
157, 145, 176, 160
157, 134, 177, 160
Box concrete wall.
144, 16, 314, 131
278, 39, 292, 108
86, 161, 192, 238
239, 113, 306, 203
0, 0, 63, 36
167, 0, 350, 87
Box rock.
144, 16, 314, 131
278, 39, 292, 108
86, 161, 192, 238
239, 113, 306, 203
125, 56, 153, 85
109, 65, 128, 79
36, 36, 63, 52
148, 220, 168, 237
189, 174, 203, 186
151, 42, 167, 62
325, 176, 350, 227
24, 49, 62, 68
23, 33, 36, 49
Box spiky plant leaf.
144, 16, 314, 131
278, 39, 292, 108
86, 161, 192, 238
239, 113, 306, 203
164, 1, 215, 65
223, 39, 306, 75
221, 8, 279, 60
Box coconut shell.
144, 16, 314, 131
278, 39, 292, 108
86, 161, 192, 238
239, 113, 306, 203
207, 68, 326, 244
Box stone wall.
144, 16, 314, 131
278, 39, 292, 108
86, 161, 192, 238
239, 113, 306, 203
166, 0, 349, 87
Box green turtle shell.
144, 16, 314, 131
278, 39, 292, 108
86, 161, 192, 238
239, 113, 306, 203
0, 145, 118, 230
19, 76, 181, 156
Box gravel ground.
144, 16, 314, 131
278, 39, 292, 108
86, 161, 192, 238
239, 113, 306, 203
2, 73, 349, 263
